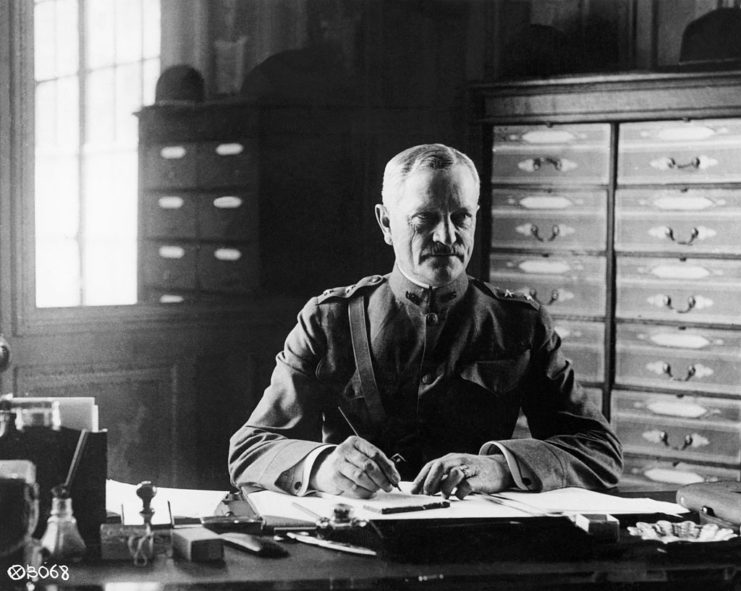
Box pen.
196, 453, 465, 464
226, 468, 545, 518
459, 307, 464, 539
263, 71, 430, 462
285, 532, 377, 556
362, 500, 450, 514
337, 406, 402, 492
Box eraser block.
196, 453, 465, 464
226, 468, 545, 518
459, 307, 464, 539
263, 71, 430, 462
570, 513, 620, 542
172, 527, 224, 562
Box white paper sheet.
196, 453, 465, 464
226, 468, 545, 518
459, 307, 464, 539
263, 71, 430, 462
246, 482, 688, 522
106, 480, 228, 525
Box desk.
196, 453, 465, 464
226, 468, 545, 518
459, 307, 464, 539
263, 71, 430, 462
10, 492, 741, 591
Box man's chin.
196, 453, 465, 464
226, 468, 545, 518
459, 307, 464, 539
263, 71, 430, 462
419, 262, 465, 287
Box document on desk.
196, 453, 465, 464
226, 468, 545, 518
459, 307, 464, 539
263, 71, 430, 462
106, 480, 228, 525
246, 482, 688, 522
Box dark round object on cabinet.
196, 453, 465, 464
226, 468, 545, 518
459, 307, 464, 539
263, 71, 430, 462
155, 65, 205, 104
680, 8, 741, 64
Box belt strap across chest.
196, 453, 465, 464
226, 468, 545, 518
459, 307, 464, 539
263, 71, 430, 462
348, 295, 387, 424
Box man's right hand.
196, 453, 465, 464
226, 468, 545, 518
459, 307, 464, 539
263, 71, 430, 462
309, 436, 401, 498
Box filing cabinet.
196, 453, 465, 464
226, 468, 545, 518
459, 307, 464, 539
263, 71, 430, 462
137, 105, 260, 304
473, 71, 741, 489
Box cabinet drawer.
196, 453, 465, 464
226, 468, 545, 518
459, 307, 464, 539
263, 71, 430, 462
618, 119, 741, 184
141, 143, 198, 189
489, 254, 606, 317
198, 193, 259, 241
141, 289, 199, 305
613, 403, 741, 465
491, 124, 610, 185
142, 193, 198, 239
198, 244, 259, 293
616, 324, 741, 394
616, 257, 741, 325
197, 140, 258, 188
491, 189, 606, 250
613, 389, 741, 424
621, 455, 740, 489
141, 242, 197, 290
615, 188, 741, 255
553, 320, 605, 383
513, 387, 603, 438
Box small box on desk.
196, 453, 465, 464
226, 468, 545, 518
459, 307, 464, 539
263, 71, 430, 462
172, 527, 223, 562
0, 426, 107, 549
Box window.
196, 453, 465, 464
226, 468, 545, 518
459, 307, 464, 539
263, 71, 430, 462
34, 0, 160, 307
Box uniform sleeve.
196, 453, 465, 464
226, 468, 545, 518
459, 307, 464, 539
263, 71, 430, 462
228, 298, 333, 494
483, 306, 623, 491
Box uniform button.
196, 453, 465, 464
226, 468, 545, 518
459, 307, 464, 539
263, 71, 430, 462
421, 373, 434, 385
425, 313, 438, 326
293, 481, 302, 491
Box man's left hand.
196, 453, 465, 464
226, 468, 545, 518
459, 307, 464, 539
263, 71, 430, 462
411, 453, 514, 498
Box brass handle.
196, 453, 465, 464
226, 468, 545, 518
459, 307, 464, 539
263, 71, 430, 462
661, 363, 696, 382
664, 226, 699, 245
662, 294, 696, 314
531, 157, 564, 171
666, 157, 701, 170
656, 431, 695, 451
529, 224, 561, 242
528, 288, 560, 306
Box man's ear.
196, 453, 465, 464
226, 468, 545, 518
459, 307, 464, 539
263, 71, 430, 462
375, 204, 393, 245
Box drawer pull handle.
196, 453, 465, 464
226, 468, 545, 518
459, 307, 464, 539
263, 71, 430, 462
667, 157, 701, 170
661, 363, 696, 382
518, 157, 577, 173
664, 226, 699, 245
528, 288, 559, 306
661, 294, 696, 314
644, 430, 707, 451
529, 224, 560, 242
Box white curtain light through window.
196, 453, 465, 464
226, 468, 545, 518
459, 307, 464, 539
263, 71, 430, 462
34, 0, 160, 307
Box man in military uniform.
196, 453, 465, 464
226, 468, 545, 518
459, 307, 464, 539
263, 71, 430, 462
229, 144, 622, 499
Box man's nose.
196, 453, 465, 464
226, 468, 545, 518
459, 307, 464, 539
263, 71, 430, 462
432, 216, 455, 245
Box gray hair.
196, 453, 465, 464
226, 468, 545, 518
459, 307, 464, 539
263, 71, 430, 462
381, 144, 480, 207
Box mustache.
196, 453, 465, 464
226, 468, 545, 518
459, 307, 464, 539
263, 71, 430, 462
423, 243, 465, 258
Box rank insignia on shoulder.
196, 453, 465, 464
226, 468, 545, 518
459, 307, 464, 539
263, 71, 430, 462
316, 275, 386, 303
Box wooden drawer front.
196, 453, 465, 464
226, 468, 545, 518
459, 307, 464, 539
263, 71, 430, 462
198, 244, 259, 293
141, 143, 198, 189
616, 257, 741, 325
616, 324, 741, 394
490, 254, 606, 317
142, 193, 198, 239
142, 243, 197, 290
491, 124, 610, 185
513, 387, 603, 438
615, 189, 741, 255
197, 140, 258, 188
491, 189, 606, 250
621, 455, 740, 489
613, 389, 741, 425
613, 407, 741, 465
198, 193, 259, 241
553, 320, 605, 383
618, 119, 741, 184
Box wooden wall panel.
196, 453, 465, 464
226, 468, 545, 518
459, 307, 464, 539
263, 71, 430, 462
14, 363, 179, 486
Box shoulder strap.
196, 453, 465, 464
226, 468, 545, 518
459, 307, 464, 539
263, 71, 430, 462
348, 295, 387, 425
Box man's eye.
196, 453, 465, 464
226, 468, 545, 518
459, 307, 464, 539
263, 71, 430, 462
413, 213, 436, 225
453, 213, 473, 226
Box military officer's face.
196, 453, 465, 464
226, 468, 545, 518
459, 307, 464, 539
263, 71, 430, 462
376, 164, 479, 287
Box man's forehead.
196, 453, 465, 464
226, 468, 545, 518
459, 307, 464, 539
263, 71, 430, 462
395, 166, 478, 210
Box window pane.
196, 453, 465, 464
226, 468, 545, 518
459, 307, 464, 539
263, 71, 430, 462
56, 0, 79, 77
36, 238, 82, 307
115, 0, 142, 64
142, 0, 160, 59
35, 80, 57, 146
86, 0, 115, 69
115, 62, 141, 145
34, 0, 57, 81
86, 67, 116, 145
142, 57, 159, 105
56, 75, 80, 148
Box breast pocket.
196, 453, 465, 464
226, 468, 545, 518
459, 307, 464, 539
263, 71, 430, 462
459, 352, 531, 395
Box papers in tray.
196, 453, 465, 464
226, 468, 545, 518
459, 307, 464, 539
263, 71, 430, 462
245, 481, 688, 522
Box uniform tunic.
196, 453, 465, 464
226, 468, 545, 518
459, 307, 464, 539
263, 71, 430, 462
229, 266, 623, 494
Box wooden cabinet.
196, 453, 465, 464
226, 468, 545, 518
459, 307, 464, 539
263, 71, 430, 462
472, 71, 741, 490
137, 105, 261, 304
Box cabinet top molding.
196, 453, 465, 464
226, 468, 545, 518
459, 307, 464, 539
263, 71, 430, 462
471, 70, 741, 124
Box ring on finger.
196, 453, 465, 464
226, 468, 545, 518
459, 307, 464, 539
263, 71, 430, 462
459, 464, 473, 478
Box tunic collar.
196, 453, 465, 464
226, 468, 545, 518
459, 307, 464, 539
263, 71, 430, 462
388, 264, 469, 313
